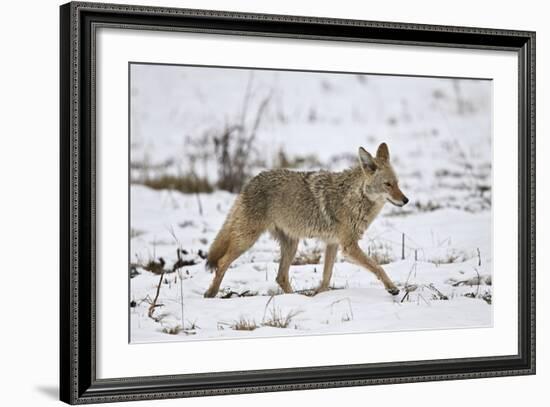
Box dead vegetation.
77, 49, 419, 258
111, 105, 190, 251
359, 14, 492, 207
428, 249, 471, 266
291, 247, 322, 265
131, 145, 214, 194
447, 275, 492, 287
274, 149, 322, 169
136, 173, 213, 194
147, 270, 166, 322
220, 289, 258, 299
162, 320, 199, 335
161, 325, 183, 335
367, 242, 393, 265
137, 246, 200, 276
261, 296, 301, 329
142, 257, 166, 275
262, 307, 301, 329
229, 317, 259, 331
211, 74, 272, 193
130, 228, 144, 238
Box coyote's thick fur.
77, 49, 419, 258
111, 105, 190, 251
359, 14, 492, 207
204, 143, 409, 298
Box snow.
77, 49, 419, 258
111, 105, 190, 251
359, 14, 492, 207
129, 64, 492, 343
130, 188, 492, 343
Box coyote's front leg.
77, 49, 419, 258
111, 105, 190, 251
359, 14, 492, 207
316, 244, 338, 294
272, 228, 298, 294
342, 242, 399, 295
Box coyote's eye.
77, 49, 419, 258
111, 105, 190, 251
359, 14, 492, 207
384, 182, 392, 188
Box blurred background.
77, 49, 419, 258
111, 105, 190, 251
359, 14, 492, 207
130, 64, 492, 216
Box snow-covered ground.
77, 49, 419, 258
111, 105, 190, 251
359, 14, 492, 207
129, 64, 493, 343
130, 187, 492, 343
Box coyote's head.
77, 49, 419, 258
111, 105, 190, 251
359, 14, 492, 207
357, 143, 409, 207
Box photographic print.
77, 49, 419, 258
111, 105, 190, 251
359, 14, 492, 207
129, 63, 493, 343
60, 5, 535, 402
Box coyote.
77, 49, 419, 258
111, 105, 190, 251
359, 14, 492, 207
204, 143, 409, 298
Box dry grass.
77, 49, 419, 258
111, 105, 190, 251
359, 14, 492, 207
447, 275, 492, 287
231, 317, 258, 331
162, 321, 199, 335
430, 254, 460, 266
464, 290, 492, 304
292, 247, 322, 265
274, 149, 322, 169
368, 243, 393, 265
429, 250, 470, 266
142, 258, 166, 275
130, 228, 144, 238
341, 313, 352, 322
262, 307, 301, 329
162, 325, 183, 335
136, 174, 213, 194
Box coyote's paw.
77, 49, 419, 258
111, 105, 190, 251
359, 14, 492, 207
314, 286, 329, 295
276, 278, 294, 294
203, 289, 218, 298
387, 287, 400, 296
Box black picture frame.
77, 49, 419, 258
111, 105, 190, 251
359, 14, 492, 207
60, 1, 536, 404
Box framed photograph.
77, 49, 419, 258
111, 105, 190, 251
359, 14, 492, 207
60, 1, 536, 404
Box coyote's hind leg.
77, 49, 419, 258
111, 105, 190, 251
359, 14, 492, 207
203, 243, 243, 298
204, 230, 262, 298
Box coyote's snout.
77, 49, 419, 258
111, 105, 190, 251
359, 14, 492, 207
204, 143, 409, 298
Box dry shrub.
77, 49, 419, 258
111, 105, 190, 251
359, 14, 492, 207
212, 74, 272, 193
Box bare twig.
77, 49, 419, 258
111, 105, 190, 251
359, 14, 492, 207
404, 262, 418, 287
473, 267, 481, 297
178, 270, 184, 329
426, 283, 449, 300
418, 293, 431, 306
148, 271, 166, 321
221, 290, 253, 299
240, 72, 254, 126
262, 295, 276, 324
328, 298, 354, 321
401, 233, 405, 260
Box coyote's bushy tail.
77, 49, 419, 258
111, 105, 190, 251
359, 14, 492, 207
206, 200, 239, 271
206, 224, 231, 271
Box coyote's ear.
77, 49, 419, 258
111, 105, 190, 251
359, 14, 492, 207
376, 143, 390, 162
358, 147, 377, 173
